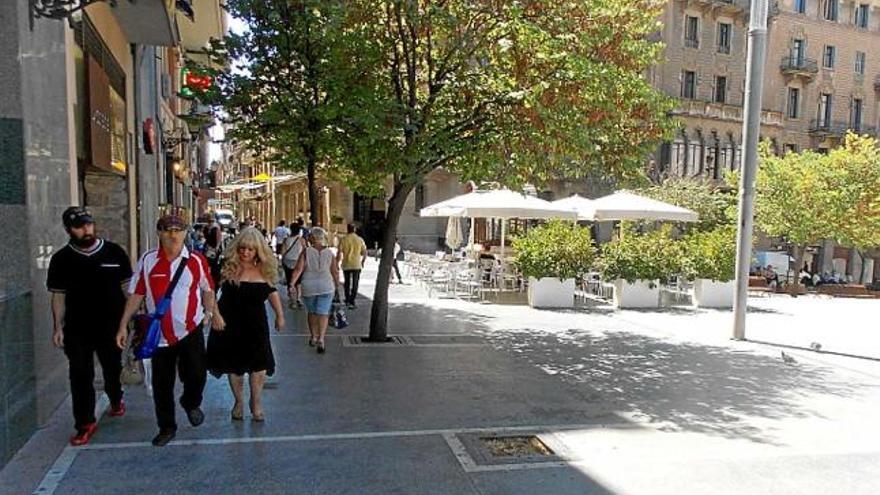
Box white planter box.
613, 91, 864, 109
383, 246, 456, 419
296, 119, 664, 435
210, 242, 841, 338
613, 279, 660, 308
692, 279, 735, 308
528, 277, 576, 308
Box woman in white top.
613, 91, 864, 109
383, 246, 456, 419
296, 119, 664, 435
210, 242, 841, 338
289, 227, 341, 353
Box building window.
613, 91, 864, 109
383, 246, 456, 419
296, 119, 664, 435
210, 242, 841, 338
681, 71, 697, 99
787, 87, 800, 119
714, 76, 727, 103
823, 0, 838, 21
685, 16, 700, 48
795, 0, 806, 14
791, 39, 806, 63
818, 93, 832, 127
784, 144, 798, 154
851, 98, 863, 132
823, 45, 835, 68
717, 23, 731, 54
855, 4, 869, 28
855, 51, 866, 74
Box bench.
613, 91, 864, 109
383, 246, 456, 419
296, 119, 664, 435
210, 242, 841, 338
817, 284, 879, 299
748, 276, 775, 296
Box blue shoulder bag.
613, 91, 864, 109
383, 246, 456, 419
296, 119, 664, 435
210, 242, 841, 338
133, 257, 189, 360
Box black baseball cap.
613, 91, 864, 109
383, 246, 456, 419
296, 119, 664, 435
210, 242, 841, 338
62, 206, 94, 229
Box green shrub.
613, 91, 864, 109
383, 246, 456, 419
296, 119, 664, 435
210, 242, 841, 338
512, 221, 595, 281
680, 225, 737, 282
597, 226, 681, 283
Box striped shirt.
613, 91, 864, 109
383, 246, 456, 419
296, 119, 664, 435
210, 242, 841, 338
129, 246, 214, 346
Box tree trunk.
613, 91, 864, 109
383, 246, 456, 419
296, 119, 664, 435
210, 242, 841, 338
790, 244, 807, 296
305, 148, 319, 227
367, 180, 414, 341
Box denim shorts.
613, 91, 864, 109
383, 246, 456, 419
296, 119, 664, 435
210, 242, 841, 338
302, 293, 334, 316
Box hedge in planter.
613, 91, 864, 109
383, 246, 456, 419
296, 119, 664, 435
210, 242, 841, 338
512, 220, 595, 281
680, 225, 737, 282
597, 227, 681, 283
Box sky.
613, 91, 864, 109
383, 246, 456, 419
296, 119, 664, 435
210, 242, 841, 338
207, 13, 249, 164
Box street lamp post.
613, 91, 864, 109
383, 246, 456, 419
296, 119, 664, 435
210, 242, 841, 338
732, 0, 770, 340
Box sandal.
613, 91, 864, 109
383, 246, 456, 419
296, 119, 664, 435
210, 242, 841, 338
231, 403, 244, 421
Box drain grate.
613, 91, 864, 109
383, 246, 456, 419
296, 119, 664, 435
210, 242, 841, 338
480, 435, 554, 457
448, 431, 570, 469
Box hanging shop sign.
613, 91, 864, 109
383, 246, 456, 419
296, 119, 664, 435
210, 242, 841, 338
179, 66, 213, 98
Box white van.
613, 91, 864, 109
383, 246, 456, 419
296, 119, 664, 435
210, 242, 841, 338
214, 208, 236, 230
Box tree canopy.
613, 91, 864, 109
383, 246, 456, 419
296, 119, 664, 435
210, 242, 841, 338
753, 134, 880, 252
212, 0, 678, 338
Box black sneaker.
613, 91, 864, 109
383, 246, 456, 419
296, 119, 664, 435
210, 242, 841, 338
152, 428, 176, 447
186, 407, 205, 427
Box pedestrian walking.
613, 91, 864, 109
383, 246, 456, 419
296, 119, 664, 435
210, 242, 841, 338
273, 220, 290, 256
203, 212, 223, 286
280, 225, 306, 308
392, 238, 404, 284
206, 228, 284, 421
47, 207, 133, 446
337, 224, 367, 309
116, 213, 219, 447
289, 227, 341, 353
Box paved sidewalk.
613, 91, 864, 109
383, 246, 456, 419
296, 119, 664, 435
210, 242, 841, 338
2, 260, 880, 494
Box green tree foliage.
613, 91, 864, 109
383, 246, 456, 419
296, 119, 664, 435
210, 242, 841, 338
679, 225, 737, 282
512, 221, 595, 281
597, 226, 681, 283
638, 179, 736, 232
740, 133, 880, 286
340, 0, 677, 338
208, 0, 365, 225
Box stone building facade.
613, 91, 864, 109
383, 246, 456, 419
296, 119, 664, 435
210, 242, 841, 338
0, 0, 225, 468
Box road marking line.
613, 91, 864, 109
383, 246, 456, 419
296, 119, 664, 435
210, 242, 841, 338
76, 421, 631, 452
32, 394, 111, 494
31, 448, 77, 495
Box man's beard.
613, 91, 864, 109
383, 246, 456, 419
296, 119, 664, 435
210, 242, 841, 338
70, 234, 97, 248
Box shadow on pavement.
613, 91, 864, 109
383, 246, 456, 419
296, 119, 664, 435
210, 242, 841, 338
468, 327, 860, 445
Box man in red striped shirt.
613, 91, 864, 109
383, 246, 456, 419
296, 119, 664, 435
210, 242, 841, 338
116, 213, 220, 446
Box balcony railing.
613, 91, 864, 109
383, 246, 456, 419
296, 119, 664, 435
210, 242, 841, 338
780, 57, 818, 77
809, 120, 875, 136
673, 100, 783, 126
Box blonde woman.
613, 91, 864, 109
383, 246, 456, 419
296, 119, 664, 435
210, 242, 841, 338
289, 227, 340, 353
207, 227, 284, 421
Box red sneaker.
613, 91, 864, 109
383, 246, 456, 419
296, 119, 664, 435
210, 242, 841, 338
70, 423, 97, 446
108, 399, 126, 417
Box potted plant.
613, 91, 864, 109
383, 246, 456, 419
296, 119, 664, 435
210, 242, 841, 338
513, 221, 595, 308
681, 225, 737, 308
598, 227, 680, 308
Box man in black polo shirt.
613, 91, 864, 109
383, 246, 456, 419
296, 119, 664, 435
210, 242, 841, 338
47, 207, 133, 446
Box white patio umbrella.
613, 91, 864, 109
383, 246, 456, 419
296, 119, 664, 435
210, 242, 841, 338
445, 217, 463, 250
551, 194, 595, 221
583, 191, 698, 223
420, 189, 578, 251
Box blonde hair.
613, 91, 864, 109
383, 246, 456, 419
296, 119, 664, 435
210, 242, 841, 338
220, 227, 278, 284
